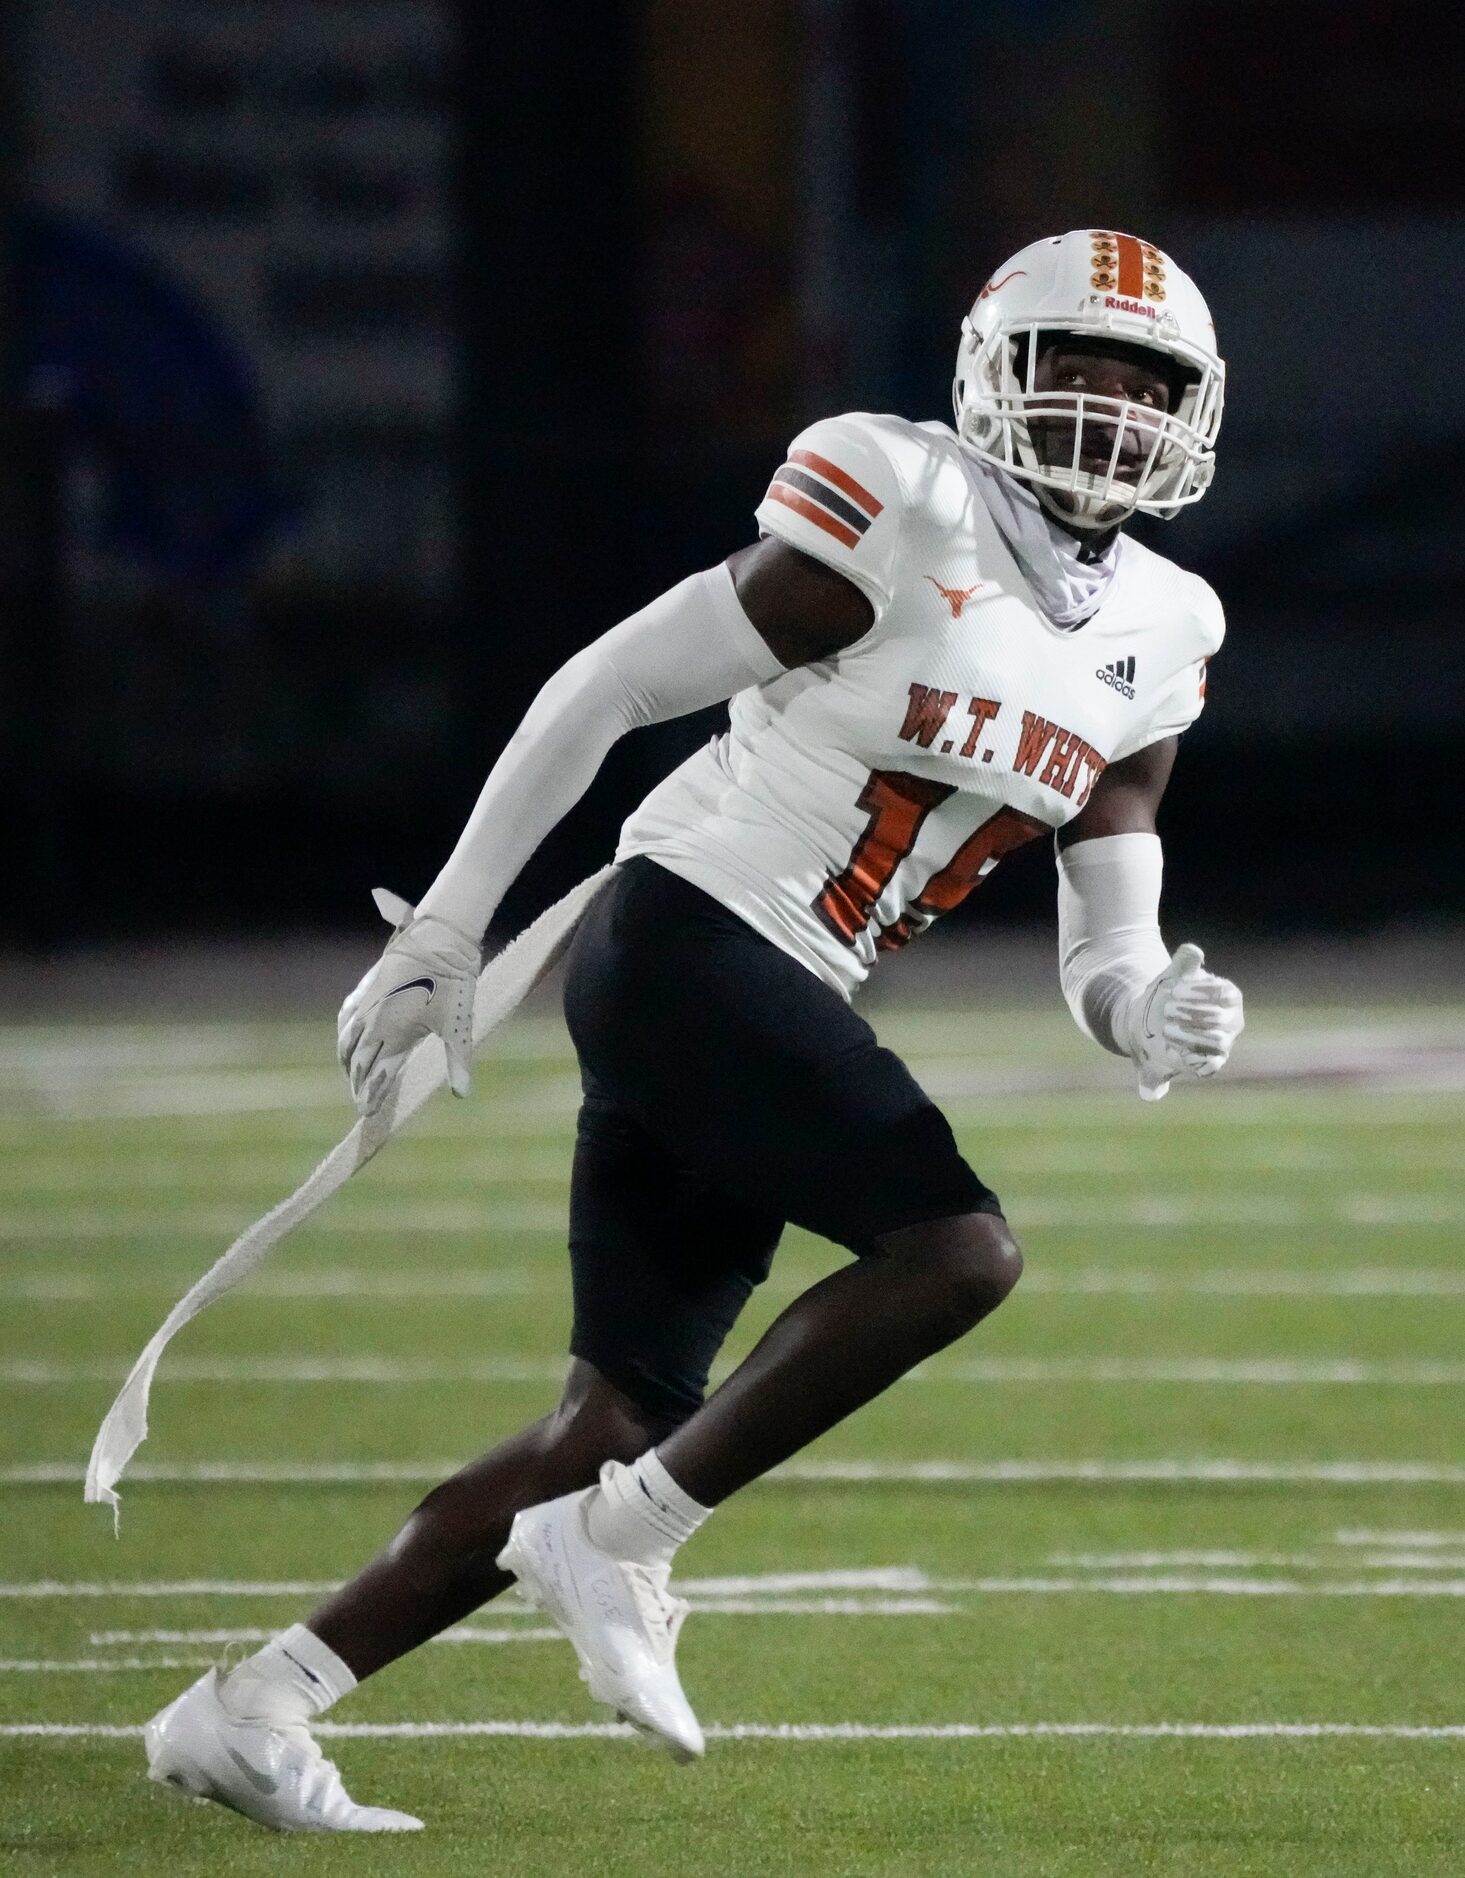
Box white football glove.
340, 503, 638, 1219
1124, 942, 1244, 1102
336, 888, 480, 1115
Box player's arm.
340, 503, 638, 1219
339, 562, 791, 1112
341, 410, 896, 1113
1054, 737, 1243, 1100
728, 539, 873, 664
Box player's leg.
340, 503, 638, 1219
303, 1358, 679, 1677
143, 1358, 669, 1832
560, 862, 1022, 1506
304, 1080, 778, 1677
653, 1207, 1018, 1504
145, 1060, 778, 1819
497, 860, 1023, 1749
143, 1353, 663, 1833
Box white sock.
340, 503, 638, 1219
586, 1449, 712, 1567
218, 1623, 356, 1727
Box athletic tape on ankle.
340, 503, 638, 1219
84, 865, 618, 1530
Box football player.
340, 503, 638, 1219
146, 228, 1243, 1829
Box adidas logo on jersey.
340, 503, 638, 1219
1096, 656, 1136, 700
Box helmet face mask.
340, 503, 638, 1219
953, 231, 1225, 531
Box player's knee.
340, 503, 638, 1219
547, 1360, 684, 1470
943, 1215, 1022, 1327
881, 1209, 1023, 1332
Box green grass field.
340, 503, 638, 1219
2, 996, 1463, 1875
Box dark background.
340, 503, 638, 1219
2, 0, 1462, 953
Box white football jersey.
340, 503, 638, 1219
617, 411, 1223, 998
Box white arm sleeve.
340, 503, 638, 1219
415, 563, 785, 938
1057, 832, 1172, 1058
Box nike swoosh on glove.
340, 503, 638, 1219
336, 889, 480, 1115
1125, 943, 1244, 1103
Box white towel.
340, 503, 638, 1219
84, 865, 616, 1529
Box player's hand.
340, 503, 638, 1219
336, 889, 480, 1115
1127, 942, 1243, 1102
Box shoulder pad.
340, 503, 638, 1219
1108, 554, 1226, 761
754, 413, 907, 613
1178, 570, 1225, 661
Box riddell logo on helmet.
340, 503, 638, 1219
1104, 294, 1159, 320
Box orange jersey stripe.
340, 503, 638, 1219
766, 482, 862, 548
788, 449, 883, 520
1115, 232, 1145, 298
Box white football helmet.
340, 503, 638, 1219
952, 229, 1224, 531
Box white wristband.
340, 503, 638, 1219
1057, 832, 1172, 1058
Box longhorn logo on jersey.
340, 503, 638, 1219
923, 576, 986, 618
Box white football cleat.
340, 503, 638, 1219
145, 1669, 423, 1833
497, 1486, 705, 1761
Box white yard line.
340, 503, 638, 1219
1023, 1269, 1465, 1297
13, 1560, 1465, 1613
6, 1265, 1465, 1303
1049, 1550, 1465, 1572
683, 1568, 929, 1594
7, 1073, 349, 1119
0, 1656, 214, 1673
677, 1597, 955, 1615
38, 1601, 1192, 1645
937, 1358, 1465, 1386
783, 1459, 1465, 1484
10, 1052, 1464, 1120
0, 1579, 340, 1598
435, 1627, 590, 1643
0, 1204, 570, 1237
0, 1157, 571, 1192
1334, 1529, 1465, 1548
0, 1030, 272, 1073
0, 1357, 570, 1385
943, 1101, 1465, 1129
10, 1354, 1465, 1388
1050, 1551, 1306, 1569
0, 1018, 577, 1074
90, 1627, 297, 1643
4, 1568, 935, 1602
1, 1074, 586, 1122
5, 1195, 1463, 1240
932, 1576, 1465, 1597
5, 1093, 1459, 1139
0, 1270, 556, 1299
8, 1458, 1465, 1487
4, 1719, 1464, 1741
84, 1626, 559, 1648
20, 1144, 1461, 1180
